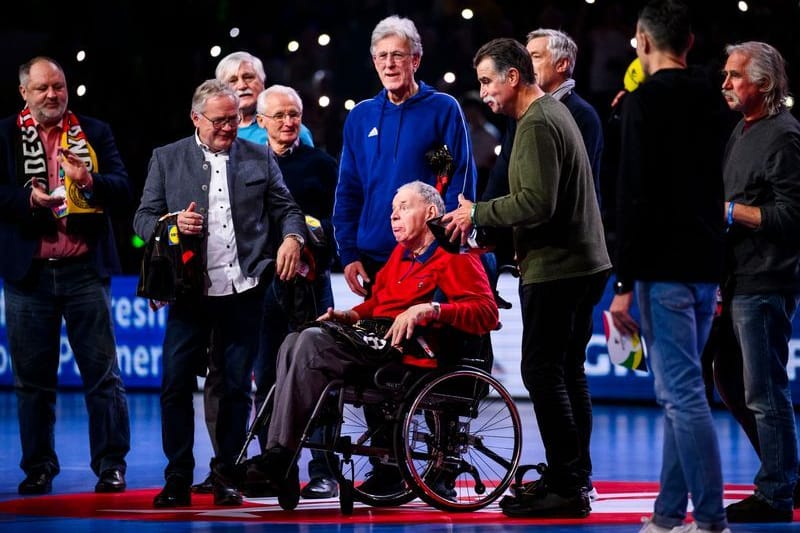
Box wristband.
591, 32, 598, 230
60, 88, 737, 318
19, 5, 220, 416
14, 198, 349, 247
470, 204, 477, 225
726, 201, 735, 228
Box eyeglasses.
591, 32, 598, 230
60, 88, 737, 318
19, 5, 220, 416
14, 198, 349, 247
199, 112, 241, 130
373, 51, 413, 64
258, 111, 302, 122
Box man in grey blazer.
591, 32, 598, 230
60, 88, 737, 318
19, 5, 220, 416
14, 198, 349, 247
134, 79, 305, 508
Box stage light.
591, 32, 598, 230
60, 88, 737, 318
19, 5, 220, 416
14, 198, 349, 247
442, 72, 456, 84
738, 1, 748, 12
288, 41, 299, 53
318, 95, 330, 108
461, 9, 474, 20
786, 95, 794, 109
210, 45, 222, 58
344, 99, 355, 111
131, 234, 145, 249
318, 33, 331, 46
76, 85, 86, 97
76, 50, 86, 62
229, 27, 240, 38
630, 37, 637, 49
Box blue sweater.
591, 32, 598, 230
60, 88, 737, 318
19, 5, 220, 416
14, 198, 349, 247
333, 81, 476, 266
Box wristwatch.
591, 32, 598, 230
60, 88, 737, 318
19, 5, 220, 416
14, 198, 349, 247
430, 301, 441, 319
614, 279, 633, 295
285, 233, 305, 247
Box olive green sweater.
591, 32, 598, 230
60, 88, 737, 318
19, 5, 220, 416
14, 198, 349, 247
475, 94, 610, 285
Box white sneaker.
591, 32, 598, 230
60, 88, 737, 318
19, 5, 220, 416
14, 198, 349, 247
672, 524, 731, 533
639, 518, 732, 533
639, 517, 673, 533
587, 485, 599, 501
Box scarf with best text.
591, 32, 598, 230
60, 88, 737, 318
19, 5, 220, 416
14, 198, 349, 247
16, 106, 100, 215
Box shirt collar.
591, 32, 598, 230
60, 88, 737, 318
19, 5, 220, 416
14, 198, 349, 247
195, 131, 230, 155
401, 240, 439, 262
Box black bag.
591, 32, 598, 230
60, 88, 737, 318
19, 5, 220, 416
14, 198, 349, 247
136, 212, 204, 302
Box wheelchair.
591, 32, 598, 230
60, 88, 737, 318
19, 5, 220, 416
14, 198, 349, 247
239, 326, 523, 515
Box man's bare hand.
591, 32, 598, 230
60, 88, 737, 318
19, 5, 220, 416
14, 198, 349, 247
385, 303, 436, 347
442, 193, 474, 246
316, 307, 358, 324
609, 292, 639, 337
343, 260, 370, 296
275, 236, 302, 281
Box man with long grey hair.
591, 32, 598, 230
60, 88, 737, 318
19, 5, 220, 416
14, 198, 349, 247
714, 40, 800, 523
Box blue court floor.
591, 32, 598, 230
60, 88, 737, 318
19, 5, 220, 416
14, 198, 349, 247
0, 389, 799, 532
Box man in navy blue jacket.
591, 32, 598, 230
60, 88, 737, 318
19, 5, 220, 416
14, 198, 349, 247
333, 15, 477, 298
0, 56, 132, 496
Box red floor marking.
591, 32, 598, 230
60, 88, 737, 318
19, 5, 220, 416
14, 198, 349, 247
1, 481, 793, 524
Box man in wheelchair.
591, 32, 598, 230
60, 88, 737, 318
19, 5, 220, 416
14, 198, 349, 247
246, 181, 499, 504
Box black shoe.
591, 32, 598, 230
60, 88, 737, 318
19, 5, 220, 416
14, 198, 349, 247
358, 467, 403, 496
191, 473, 214, 494
213, 481, 243, 506
301, 477, 339, 499
18, 472, 54, 495
726, 494, 793, 523
501, 487, 590, 518
153, 476, 191, 507
95, 468, 126, 493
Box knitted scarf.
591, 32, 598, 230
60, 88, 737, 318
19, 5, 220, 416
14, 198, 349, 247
16, 106, 100, 214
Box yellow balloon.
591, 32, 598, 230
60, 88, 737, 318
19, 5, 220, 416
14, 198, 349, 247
624, 57, 646, 92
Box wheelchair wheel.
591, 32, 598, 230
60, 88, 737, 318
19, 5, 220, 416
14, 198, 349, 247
327, 401, 417, 507
396, 367, 522, 512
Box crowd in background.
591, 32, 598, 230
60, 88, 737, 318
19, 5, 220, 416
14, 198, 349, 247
1, 0, 799, 273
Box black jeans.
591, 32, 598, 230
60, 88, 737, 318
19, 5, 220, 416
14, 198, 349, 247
519, 270, 609, 494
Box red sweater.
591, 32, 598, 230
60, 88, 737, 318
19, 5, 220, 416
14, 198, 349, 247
352, 243, 498, 335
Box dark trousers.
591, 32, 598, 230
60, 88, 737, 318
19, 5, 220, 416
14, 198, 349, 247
161, 284, 264, 481
519, 270, 609, 494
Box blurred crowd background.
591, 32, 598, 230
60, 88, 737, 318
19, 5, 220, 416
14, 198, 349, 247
1, 0, 798, 273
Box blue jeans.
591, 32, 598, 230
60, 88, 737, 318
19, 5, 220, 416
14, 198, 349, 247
637, 281, 727, 530
5, 259, 130, 478
161, 285, 264, 480
730, 292, 799, 510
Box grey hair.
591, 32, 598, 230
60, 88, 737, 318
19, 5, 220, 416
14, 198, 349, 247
19, 56, 64, 86
397, 180, 445, 216
191, 79, 238, 115
370, 15, 423, 58
725, 41, 789, 116
257, 84, 304, 114
215, 51, 266, 83
526, 29, 578, 77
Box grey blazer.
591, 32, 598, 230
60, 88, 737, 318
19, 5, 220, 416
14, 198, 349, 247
133, 136, 305, 281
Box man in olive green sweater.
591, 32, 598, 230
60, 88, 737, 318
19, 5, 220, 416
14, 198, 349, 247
443, 37, 610, 519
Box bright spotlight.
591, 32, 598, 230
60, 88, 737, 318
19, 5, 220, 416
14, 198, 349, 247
630, 37, 637, 49
738, 1, 748, 12
210, 45, 222, 57
318, 95, 330, 108
461, 9, 474, 20
344, 99, 355, 110
76, 50, 86, 62
443, 72, 456, 84
229, 27, 240, 38
288, 41, 299, 53
76, 85, 87, 96
318, 34, 331, 46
